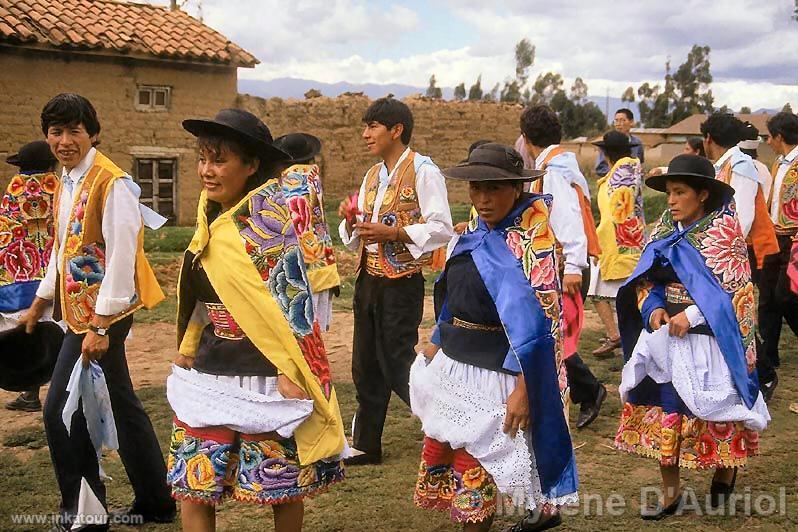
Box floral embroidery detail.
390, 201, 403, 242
615, 403, 759, 469
777, 164, 798, 226
606, 160, 645, 254
399, 186, 417, 202
414, 460, 497, 524
167, 422, 344, 505
699, 213, 750, 292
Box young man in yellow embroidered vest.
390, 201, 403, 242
758, 111, 798, 400
18, 93, 174, 527
338, 98, 453, 464
520, 105, 607, 430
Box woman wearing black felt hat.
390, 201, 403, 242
166, 110, 346, 531
614, 154, 771, 520
273, 133, 341, 332
410, 143, 578, 532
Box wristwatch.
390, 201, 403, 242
88, 324, 109, 336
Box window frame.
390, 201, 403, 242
133, 157, 177, 225
134, 85, 171, 112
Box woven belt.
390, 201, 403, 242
205, 302, 246, 340
665, 283, 695, 305
365, 252, 386, 277
452, 317, 503, 332
775, 227, 798, 237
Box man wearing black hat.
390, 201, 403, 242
273, 132, 341, 331
338, 97, 453, 465
18, 93, 174, 529
1, 141, 60, 412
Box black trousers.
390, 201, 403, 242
351, 271, 424, 454
757, 235, 798, 371
564, 353, 601, 405
42, 316, 173, 523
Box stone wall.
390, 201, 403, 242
0, 47, 239, 224
238, 93, 527, 203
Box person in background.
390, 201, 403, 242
588, 132, 645, 358
521, 105, 607, 430
338, 97, 453, 465
738, 123, 773, 211
647, 137, 707, 179
273, 133, 341, 332
758, 111, 798, 401
1, 141, 59, 412
596, 108, 645, 176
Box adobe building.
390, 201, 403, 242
0, 0, 257, 224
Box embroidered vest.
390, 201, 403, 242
717, 160, 778, 268
360, 151, 432, 278
280, 164, 341, 292
768, 158, 798, 235
531, 147, 602, 259
53, 151, 164, 333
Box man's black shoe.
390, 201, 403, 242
761, 373, 778, 403
110, 505, 176, 525
343, 450, 382, 466
5, 393, 42, 412
576, 384, 607, 429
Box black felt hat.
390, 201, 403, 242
6, 141, 58, 173
646, 154, 734, 199
183, 109, 290, 162
443, 143, 544, 181
0, 322, 64, 392
273, 133, 322, 164
592, 130, 641, 148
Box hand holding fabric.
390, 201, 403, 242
503, 376, 530, 436
668, 311, 691, 338
278, 373, 310, 400
649, 308, 670, 331
562, 273, 582, 296
81, 332, 109, 368
173, 354, 194, 369
356, 222, 399, 244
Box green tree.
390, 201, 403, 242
453, 82, 466, 101
483, 83, 500, 102
500, 80, 521, 102
740, 106, 752, 114
783, 102, 794, 113
425, 74, 442, 99
530, 72, 564, 105
570, 77, 588, 103
550, 89, 607, 138
515, 38, 535, 87
468, 75, 483, 101
621, 86, 636, 102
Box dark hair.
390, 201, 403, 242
700, 112, 745, 148
615, 108, 634, 121
603, 146, 633, 165
686, 136, 706, 157
197, 135, 279, 220
739, 122, 760, 159
666, 176, 725, 215
520, 105, 562, 147
468, 139, 492, 155
40, 93, 101, 142
767, 111, 798, 145
362, 97, 414, 145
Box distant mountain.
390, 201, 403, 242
238, 77, 638, 120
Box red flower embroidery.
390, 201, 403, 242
616, 217, 644, 249
298, 323, 332, 399
782, 198, 798, 222
3, 240, 41, 281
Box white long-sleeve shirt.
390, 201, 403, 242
534, 145, 589, 275
770, 144, 798, 223
36, 148, 143, 316
338, 147, 453, 258
753, 159, 773, 202
714, 147, 758, 238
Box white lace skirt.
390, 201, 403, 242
619, 326, 771, 431
587, 261, 625, 299
166, 365, 314, 437
409, 350, 577, 510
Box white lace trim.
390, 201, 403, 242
166, 365, 314, 437
619, 326, 771, 431
409, 351, 578, 510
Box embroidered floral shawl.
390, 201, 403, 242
618, 200, 759, 409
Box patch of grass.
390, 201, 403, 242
143, 227, 195, 253
3, 425, 47, 450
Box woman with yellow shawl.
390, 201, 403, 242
588, 131, 645, 357
165, 109, 346, 531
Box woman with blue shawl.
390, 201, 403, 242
410, 143, 578, 532
614, 154, 770, 520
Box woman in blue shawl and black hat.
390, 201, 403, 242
410, 143, 578, 532
614, 154, 771, 520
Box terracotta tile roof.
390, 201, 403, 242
664, 113, 773, 136
0, 0, 258, 66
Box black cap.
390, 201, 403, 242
6, 141, 57, 172
646, 154, 734, 200
183, 109, 289, 162
273, 133, 322, 164
443, 143, 544, 181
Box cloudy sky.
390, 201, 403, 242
157, 0, 797, 110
